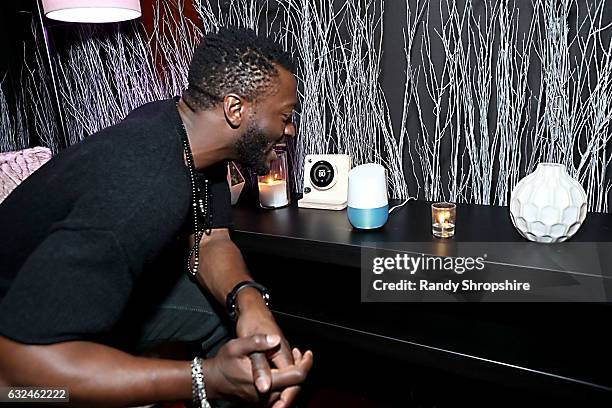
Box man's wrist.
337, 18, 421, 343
226, 281, 270, 320
200, 359, 219, 400
235, 287, 271, 317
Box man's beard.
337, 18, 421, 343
233, 123, 275, 176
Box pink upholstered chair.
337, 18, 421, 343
0, 147, 53, 204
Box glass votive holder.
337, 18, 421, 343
431, 202, 456, 238
258, 150, 290, 209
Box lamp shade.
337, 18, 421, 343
42, 0, 141, 23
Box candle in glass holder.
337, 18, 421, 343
431, 202, 456, 238
258, 176, 289, 208
258, 150, 290, 209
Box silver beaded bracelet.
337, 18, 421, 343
191, 356, 212, 408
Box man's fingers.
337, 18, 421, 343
229, 334, 280, 356
270, 349, 313, 407
292, 347, 302, 363
296, 349, 313, 375
272, 386, 300, 408
269, 339, 294, 369
250, 352, 272, 393
269, 349, 313, 390
226, 334, 279, 393
270, 369, 304, 390
271, 399, 286, 408
264, 391, 282, 407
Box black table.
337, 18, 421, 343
231, 200, 612, 403
231, 198, 612, 265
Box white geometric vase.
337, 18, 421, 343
509, 163, 587, 243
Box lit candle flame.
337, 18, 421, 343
437, 210, 450, 224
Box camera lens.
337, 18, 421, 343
310, 160, 335, 189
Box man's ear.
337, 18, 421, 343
223, 94, 246, 129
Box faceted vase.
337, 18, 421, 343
509, 163, 587, 243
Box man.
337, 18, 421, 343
0, 27, 312, 407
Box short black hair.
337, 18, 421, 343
184, 27, 295, 110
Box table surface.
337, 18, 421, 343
231, 199, 612, 270
230, 199, 612, 396
232, 198, 612, 241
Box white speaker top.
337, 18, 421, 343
347, 163, 388, 209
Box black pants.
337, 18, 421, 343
107, 243, 232, 358
105, 245, 240, 407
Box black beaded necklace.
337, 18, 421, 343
177, 117, 212, 278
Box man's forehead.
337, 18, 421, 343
276, 65, 296, 86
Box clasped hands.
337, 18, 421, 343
205, 289, 313, 407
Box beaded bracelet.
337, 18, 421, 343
191, 357, 211, 408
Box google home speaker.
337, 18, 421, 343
298, 154, 352, 210
347, 163, 389, 229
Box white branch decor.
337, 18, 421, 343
275, 0, 411, 198
192, 0, 412, 198
406, 0, 612, 211
53, 1, 202, 143
1, 21, 59, 154
0, 79, 28, 153
3, 0, 611, 211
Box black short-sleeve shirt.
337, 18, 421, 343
0, 98, 232, 344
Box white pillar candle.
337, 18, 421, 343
258, 179, 289, 208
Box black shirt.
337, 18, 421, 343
0, 98, 232, 344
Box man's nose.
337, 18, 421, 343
284, 122, 296, 138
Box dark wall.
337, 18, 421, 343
2, 1, 611, 206
0, 0, 62, 150
0, 0, 39, 138
0, 1, 37, 98
378, 1, 612, 205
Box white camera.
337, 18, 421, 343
298, 154, 352, 210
